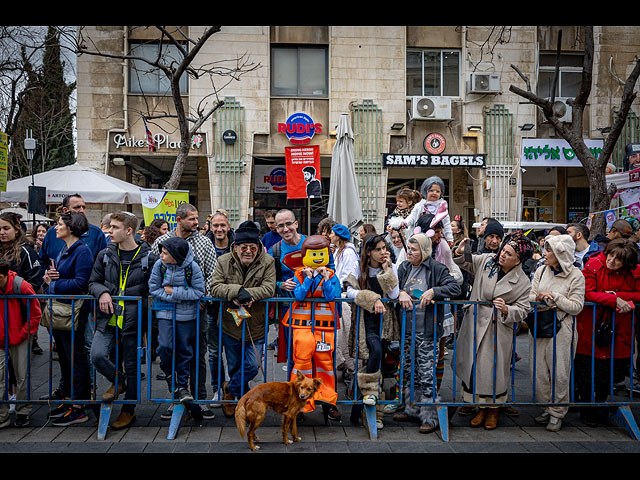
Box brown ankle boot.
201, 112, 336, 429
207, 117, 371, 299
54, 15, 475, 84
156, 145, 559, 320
484, 408, 499, 430
470, 408, 487, 428
111, 411, 136, 430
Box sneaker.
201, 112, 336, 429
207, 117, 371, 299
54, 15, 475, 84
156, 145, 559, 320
48, 403, 71, 419
160, 404, 174, 420
546, 415, 563, 432
32, 340, 43, 355
534, 411, 550, 424
200, 405, 215, 420
362, 395, 377, 406
0, 417, 9, 429
9, 394, 16, 413
383, 403, 400, 414
15, 414, 30, 427
40, 388, 65, 401
376, 419, 384, 430
176, 388, 193, 403
51, 407, 88, 426
209, 391, 222, 408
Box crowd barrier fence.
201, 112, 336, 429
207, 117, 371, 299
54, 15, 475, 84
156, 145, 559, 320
1, 294, 640, 442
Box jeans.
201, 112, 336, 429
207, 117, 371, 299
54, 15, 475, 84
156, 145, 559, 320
157, 318, 197, 390
364, 311, 383, 374
207, 304, 225, 392
222, 333, 264, 398
90, 326, 138, 412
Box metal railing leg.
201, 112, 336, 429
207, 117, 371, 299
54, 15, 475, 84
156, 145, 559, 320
362, 404, 378, 440
167, 403, 186, 440
97, 403, 112, 440
437, 406, 449, 442
612, 406, 640, 440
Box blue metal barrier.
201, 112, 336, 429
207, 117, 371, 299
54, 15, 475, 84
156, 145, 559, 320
1, 292, 640, 443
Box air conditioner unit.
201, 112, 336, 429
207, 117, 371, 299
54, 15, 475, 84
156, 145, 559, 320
469, 72, 501, 94
410, 96, 452, 121
547, 97, 573, 123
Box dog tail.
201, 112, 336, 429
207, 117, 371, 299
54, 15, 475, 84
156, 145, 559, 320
235, 396, 247, 438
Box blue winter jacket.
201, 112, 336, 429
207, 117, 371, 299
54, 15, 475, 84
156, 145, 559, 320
46, 239, 95, 302
148, 244, 205, 322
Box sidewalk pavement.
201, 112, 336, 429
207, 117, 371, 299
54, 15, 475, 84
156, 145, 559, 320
3, 326, 640, 453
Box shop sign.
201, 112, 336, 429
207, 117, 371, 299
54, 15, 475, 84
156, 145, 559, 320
255, 165, 287, 193
521, 138, 603, 167
222, 130, 237, 145
111, 132, 205, 152
382, 153, 486, 168
285, 145, 322, 199
0, 131, 7, 192
278, 113, 322, 145
424, 133, 446, 154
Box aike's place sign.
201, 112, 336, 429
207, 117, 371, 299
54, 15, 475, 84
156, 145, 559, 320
521, 138, 604, 167
110, 132, 205, 152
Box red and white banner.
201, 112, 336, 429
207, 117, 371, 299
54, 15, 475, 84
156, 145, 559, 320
285, 145, 322, 199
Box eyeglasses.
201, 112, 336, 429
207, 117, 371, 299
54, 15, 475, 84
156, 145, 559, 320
238, 244, 258, 253
276, 221, 296, 230
214, 209, 229, 218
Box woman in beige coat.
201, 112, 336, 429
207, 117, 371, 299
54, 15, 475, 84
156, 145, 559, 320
453, 231, 533, 430
528, 234, 585, 432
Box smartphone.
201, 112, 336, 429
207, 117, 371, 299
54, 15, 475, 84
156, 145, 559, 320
112, 302, 124, 316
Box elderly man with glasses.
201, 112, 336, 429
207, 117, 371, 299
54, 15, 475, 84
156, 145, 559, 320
210, 221, 276, 417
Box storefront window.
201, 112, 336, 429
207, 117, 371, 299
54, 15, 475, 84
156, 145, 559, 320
522, 189, 554, 222
129, 42, 188, 95
406, 49, 460, 97
271, 46, 328, 97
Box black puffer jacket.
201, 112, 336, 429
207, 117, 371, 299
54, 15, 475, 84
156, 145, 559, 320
88, 242, 158, 336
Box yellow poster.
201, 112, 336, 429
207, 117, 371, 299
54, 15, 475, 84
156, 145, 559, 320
140, 189, 189, 231
0, 131, 8, 192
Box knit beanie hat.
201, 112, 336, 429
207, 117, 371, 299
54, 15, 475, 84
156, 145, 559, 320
159, 236, 190, 266
483, 221, 504, 240
419, 176, 445, 198
233, 220, 261, 245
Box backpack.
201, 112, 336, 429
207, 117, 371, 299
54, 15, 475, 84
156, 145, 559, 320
160, 262, 193, 289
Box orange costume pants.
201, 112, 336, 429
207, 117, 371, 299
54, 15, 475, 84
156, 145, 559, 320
290, 328, 337, 412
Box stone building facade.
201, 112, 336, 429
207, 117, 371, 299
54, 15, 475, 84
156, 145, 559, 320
75, 26, 640, 233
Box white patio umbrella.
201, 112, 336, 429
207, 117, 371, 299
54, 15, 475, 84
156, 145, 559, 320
0, 162, 142, 204
327, 113, 363, 232
0, 207, 54, 224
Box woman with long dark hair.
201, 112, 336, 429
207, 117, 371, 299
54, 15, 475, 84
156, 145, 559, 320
343, 233, 399, 430
43, 212, 95, 426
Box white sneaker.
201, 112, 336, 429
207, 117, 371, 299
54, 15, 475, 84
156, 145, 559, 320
546, 416, 562, 432
210, 391, 222, 408
363, 395, 377, 406
376, 419, 384, 430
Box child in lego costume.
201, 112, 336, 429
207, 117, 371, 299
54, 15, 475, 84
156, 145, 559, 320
284, 235, 342, 413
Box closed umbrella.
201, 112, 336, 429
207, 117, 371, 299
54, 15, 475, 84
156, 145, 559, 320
328, 113, 363, 232
0, 162, 142, 204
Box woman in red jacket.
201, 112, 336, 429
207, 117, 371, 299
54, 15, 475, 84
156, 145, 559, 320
575, 238, 640, 426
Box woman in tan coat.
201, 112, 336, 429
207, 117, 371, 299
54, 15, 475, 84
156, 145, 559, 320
528, 234, 584, 432
453, 231, 533, 430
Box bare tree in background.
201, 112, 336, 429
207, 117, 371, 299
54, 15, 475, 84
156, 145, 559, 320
509, 26, 640, 236
62, 26, 260, 190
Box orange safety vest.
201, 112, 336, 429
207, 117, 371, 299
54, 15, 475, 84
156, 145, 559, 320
283, 268, 340, 331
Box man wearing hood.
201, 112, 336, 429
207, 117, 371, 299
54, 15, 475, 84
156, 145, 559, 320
210, 221, 276, 417
528, 234, 585, 432
149, 236, 206, 404
393, 233, 460, 433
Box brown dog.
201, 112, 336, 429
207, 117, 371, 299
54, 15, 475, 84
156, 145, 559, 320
235, 371, 322, 450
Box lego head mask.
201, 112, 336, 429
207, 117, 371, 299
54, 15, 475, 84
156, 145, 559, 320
301, 235, 330, 268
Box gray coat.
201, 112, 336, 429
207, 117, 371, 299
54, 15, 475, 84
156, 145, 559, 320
453, 247, 531, 397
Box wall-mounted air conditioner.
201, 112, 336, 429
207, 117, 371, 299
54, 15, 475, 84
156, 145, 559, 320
410, 96, 452, 121
547, 97, 573, 123
469, 72, 501, 94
